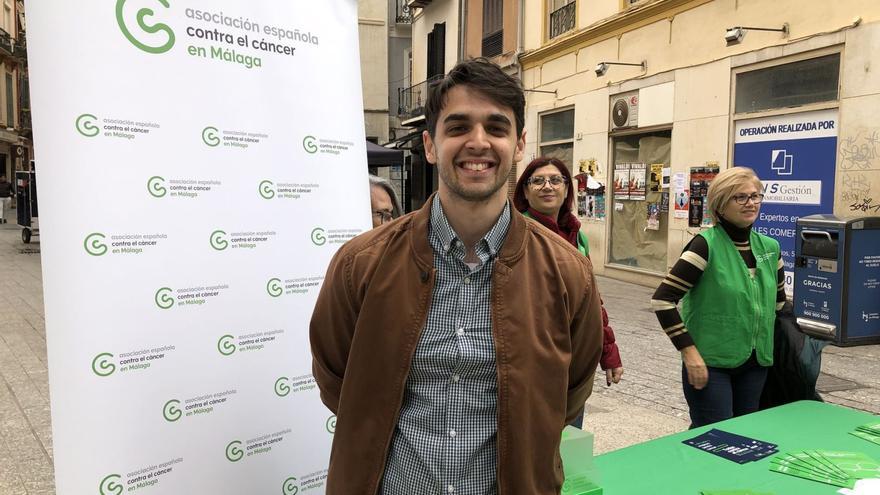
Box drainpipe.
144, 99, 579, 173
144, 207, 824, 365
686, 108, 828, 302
517, 0, 524, 80
458, 0, 466, 62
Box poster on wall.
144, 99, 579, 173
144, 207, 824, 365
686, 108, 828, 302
734, 109, 838, 295
672, 172, 689, 219
649, 163, 663, 192
28, 1, 368, 493
614, 163, 631, 200
581, 175, 606, 221
646, 203, 660, 230
689, 166, 719, 227
628, 163, 647, 200
593, 195, 606, 219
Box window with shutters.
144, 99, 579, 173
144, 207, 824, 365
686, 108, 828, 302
482, 0, 503, 57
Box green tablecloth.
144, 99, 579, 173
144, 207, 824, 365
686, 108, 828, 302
592, 401, 879, 494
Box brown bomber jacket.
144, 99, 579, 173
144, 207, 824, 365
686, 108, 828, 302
309, 195, 603, 494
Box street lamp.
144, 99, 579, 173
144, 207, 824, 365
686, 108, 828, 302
594, 61, 647, 77
725, 24, 789, 46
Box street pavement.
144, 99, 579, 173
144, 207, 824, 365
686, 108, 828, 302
0, 207, 878, 493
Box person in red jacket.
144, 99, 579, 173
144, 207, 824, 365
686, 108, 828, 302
513, 156, 623, 428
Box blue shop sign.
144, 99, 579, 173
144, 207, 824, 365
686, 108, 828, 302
734, 109, 838, 294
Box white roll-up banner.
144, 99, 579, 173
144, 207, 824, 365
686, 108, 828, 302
27, 1, 369, 493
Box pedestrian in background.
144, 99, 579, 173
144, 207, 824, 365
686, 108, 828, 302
651, 166, 785, 428
0, 175, 13, 224
368, 174, 402, 228
513, 157, 624, 429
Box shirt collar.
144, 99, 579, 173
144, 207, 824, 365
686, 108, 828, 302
429, 195, 511, 257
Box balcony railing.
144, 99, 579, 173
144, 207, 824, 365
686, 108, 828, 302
396, 0, 412, 23
398, 75, 442, 121
0, 30, 12, 57
13, 32, 25, 60
549, 2, 576, 40
19, 108, 30, 131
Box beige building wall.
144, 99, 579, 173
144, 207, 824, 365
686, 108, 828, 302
520, 0, 880, 287
359, 0, 390, 142
411, 0, 461, 84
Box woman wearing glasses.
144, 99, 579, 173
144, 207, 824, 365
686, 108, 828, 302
513, 157, 623, 429
368, 174, 403, 229
652, 166, 785, 428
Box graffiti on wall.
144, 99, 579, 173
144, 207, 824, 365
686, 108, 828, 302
839, 129, 880, 212
840, 130, 878, 170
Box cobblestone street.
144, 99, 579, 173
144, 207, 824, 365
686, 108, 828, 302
0, 208, 877, 493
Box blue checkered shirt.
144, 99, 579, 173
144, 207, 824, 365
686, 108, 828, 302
380, 196, 510, 495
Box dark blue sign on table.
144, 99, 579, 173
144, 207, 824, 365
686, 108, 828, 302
734, 109, 838, 294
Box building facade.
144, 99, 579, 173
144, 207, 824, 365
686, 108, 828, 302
393, 0, 463, 211
359, 0, 392, 145
519, 0, 880, 290
0, 0, 28, 178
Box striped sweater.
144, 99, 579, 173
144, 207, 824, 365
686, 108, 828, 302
651, 219, 786, 350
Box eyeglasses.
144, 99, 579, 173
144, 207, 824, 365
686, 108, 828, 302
730, 193, 765, 205
527, 175, 568, 189
372, 209, 394, 223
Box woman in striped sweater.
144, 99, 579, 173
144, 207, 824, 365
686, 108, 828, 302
652, 167, 785, 428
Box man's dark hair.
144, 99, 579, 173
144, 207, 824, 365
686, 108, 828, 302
424, 58, 525, 139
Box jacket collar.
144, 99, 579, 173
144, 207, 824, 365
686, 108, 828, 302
409, 192, 527, 271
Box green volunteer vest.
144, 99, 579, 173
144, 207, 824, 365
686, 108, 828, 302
680, 226, 779, 368
521, 210, 589, 256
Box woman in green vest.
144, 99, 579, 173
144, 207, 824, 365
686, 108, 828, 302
652, 167, 785, 428
513, 157, 624, 429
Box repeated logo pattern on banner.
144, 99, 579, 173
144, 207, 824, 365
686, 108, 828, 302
27, 1, 369, 493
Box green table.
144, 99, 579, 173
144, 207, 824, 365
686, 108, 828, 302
592, 401, 879, 494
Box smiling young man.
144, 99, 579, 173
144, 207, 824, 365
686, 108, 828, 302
310, 58, 603, 495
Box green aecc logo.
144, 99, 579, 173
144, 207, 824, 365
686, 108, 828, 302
267, 278, 283, 297
283, 477, 299, 495
99, 473, 123, 495
76, 113, 99, 137
326, 415, 336, 434
163, 399, 181, 422
303, 135, 317, 154
202, 126, 220, 147
155, 287, 175, 309
92, 353, 116, 377
84, 232, 108, 256
210, 230, 228, 250
147, 176, 167, 198
259, 180, 275, 199
274, 377, 290, 397
226, 440, 243, 462
310, 228, 326, 246
115, 0, 176, 54
218, 335, 236, 356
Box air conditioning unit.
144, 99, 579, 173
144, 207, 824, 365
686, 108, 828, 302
610, 91, 639, 130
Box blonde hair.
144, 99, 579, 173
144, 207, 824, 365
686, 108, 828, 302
707, 167, 763, 219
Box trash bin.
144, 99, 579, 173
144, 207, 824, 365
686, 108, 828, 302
794, 214, 880, 346
15, 167, 39, 243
